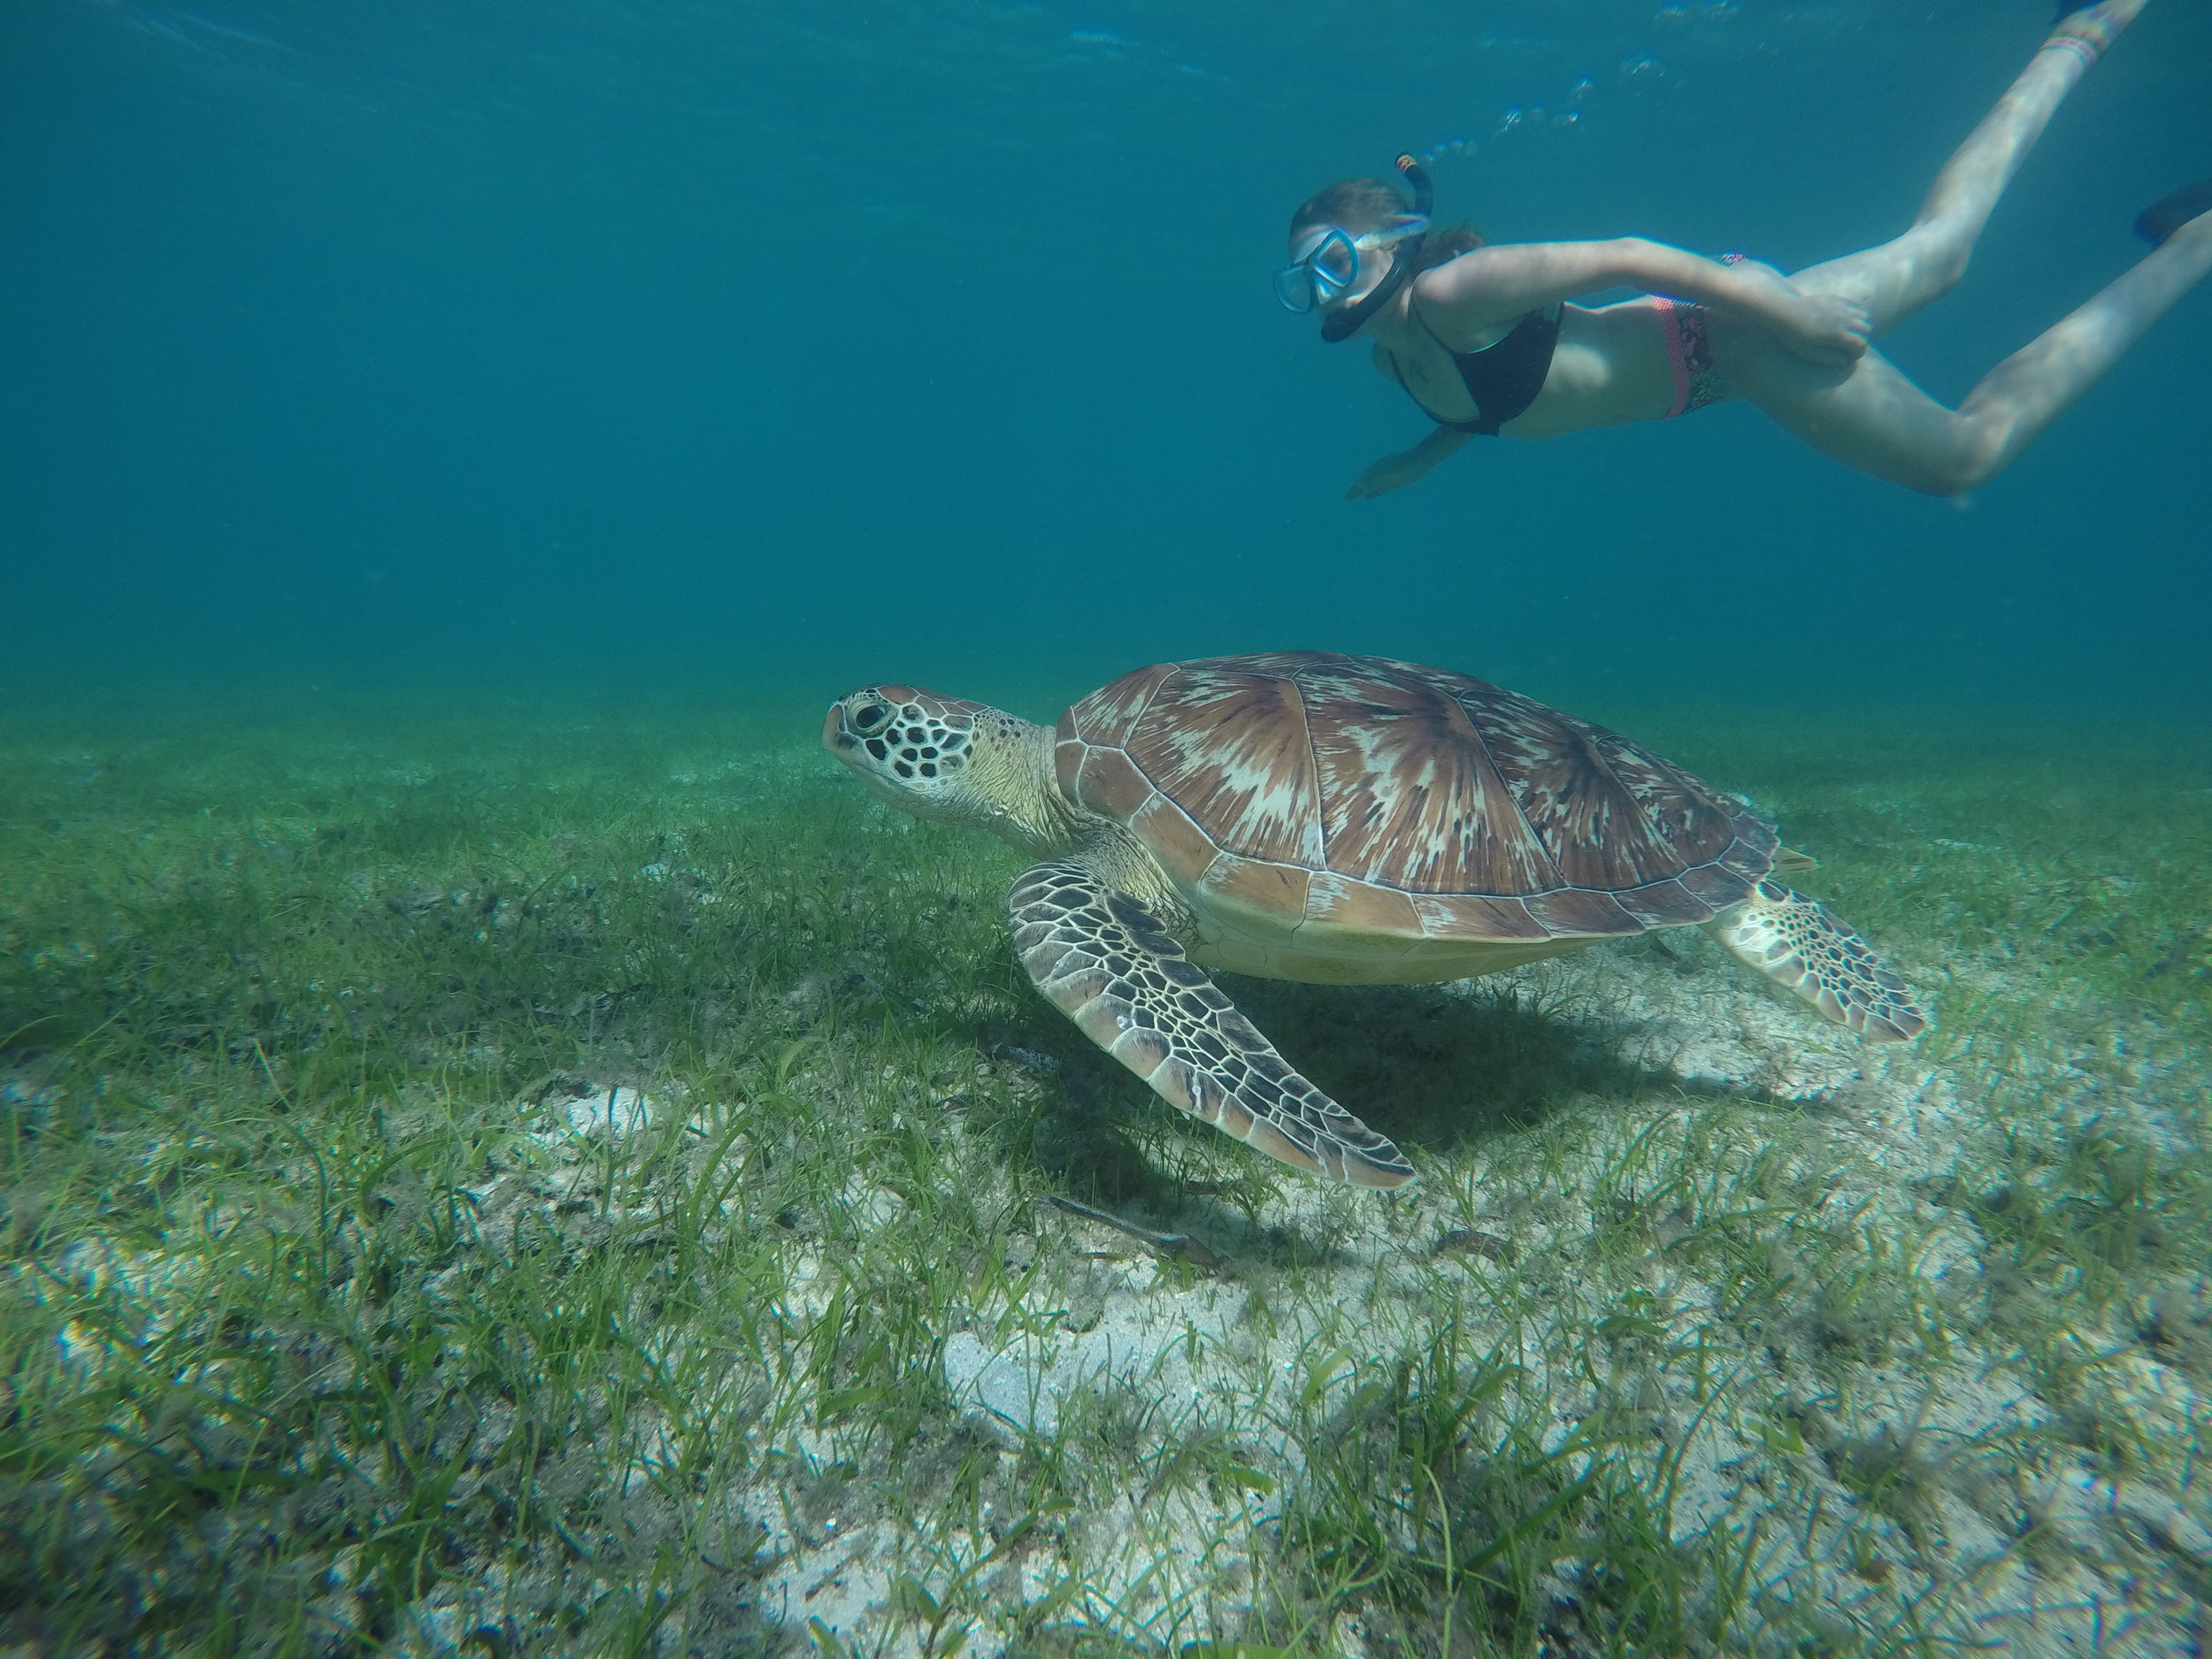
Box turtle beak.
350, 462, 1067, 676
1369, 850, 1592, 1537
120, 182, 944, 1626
822, 703, 849, 753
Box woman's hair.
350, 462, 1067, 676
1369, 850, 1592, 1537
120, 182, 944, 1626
1290, 177, 1482, 271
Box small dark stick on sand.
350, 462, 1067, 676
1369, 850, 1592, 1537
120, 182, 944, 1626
1433, 1228, 1517, 1263
1046, 1194, 1230, 1273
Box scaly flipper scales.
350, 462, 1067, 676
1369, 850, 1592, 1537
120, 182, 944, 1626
1704, 879, 1927, 1041
1008, 858, 1415, 1187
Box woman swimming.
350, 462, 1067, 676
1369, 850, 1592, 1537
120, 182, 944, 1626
1279, 0, 2210, 499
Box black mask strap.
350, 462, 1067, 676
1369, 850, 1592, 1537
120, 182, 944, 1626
1320, 154, 1433, 343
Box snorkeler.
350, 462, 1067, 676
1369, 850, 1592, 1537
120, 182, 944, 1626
1278, 0, 2210, 498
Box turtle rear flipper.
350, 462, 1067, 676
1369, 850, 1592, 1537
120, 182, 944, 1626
1009, 858, 1416, 1187
1704, 879, 1927, 1041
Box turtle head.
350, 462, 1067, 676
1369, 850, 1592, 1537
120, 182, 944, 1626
824, 685, 981, 802
824, 685, 1079, 851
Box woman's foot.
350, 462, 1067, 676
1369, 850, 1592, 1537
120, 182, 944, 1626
2137, 180, 2212, 246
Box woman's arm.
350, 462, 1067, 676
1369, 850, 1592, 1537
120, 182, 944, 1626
1415, 238, 1870, 365
1346, 426, 1473, 499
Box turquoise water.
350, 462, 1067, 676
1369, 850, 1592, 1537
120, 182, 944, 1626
5, 8, 2212, 1649
2, 0, 2207, 718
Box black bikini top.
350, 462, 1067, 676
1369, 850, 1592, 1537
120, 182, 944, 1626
1390, 300, 1562, 436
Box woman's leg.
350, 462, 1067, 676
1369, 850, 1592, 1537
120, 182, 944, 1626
1713, 204, 2212, 495
1787, 0, 2148, 337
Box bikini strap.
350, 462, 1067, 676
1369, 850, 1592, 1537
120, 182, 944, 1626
1407, 294, 1456, 351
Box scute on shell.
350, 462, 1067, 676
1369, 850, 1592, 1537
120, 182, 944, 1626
1054, 651, 1775, 944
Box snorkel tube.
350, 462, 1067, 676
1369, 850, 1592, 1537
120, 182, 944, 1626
1320, 153, 1432, 343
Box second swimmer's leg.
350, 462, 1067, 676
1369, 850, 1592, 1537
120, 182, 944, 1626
1788, 0, 2147, 336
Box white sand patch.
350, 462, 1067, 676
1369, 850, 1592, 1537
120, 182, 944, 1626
545, 1082, 657, 1141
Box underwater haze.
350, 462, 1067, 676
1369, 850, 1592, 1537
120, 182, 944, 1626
7, 3, 2212, 1655
4, 0, 2210, 714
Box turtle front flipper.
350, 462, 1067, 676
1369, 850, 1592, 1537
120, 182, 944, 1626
1008, 859, 1415, 1188
1704, 879, 1927, 1041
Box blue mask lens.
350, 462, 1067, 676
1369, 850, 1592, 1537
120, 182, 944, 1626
1274, 228, 1360, 314
1273, 220, 1425, 316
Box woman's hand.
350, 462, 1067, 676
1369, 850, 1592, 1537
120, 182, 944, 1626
1774, 290, 1872, 367
1346, 449, 1433, 499
1346, 427, 1471, 499
1706, 257, 1871, 367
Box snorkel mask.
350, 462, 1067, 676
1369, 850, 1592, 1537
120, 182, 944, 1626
1275, 154, 1433, 342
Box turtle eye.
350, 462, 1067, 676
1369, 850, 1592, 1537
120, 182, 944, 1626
851, 701, 889, 733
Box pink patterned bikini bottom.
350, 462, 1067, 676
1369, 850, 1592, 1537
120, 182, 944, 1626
1652, 294, 1734, 420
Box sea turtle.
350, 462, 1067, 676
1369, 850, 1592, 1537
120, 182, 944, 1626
823, 651, 1925, 1188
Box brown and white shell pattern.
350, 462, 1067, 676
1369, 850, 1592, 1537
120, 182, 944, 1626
1054, 651, 1776, 959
